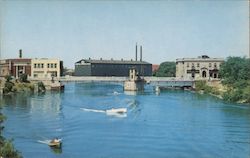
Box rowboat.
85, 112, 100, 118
48, 139, 62, 148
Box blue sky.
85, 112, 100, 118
0, 0, 249, 68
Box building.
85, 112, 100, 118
0, 50, 32, 78
75, 58, 152, 76
0, 59, 10, 77
31, 58, 63, 78
75, 44, 152, 77
152, 64, 159, 73
176, 55, 224, 80
0, 59, 32, 78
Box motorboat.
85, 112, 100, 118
48, 139, 62, 148
106, 108, 127, 114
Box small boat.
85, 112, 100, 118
48, 139, 62, 148
106, 108, 127, 114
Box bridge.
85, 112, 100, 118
56, 76, 194, 88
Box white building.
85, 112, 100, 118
31, 58, 62, 79
176, 55, 224, 80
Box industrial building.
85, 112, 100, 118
176, 55, 224, 80
75, 45, 152, 76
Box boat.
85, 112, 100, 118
48, 139, 62, 148
106, 108, 127, 114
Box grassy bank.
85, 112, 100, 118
2, 75, 45, 95
195, 80, 250, 104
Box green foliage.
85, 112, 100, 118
155, 61, 176, 77
1, 110, 22, 158
5, 75, 12, 82
219, 57, 250, 85
13, 83, 34, 93
0, 140, 22, 158
37, 82, 46, 93
0, 114, 6, 123
19, 74, 28, 83
195, 80, 217, 94
219, 57, 250, 103
194, 80, 206, 91
3, 82, 14, 94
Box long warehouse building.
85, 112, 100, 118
74, 58, 152, 76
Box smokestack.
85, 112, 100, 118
135, 43, 138, 61
140, 45, 142, 61
19, 49, 22, 58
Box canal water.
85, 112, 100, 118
1, 83, 250, 158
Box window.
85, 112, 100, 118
34, 64, 37, 68
55, 63, 57, 68
41, 64, 44, 68
214, 63, 217, 68
51, 63, 53, 68
38, 63, 40, 68
197, 63, 200, 67
47, 63, 50, 68
209, 63, 211, 67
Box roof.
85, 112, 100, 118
75, 59, 151, 65
176, 57, 224, 62
152, 64, 160, 72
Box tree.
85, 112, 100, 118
19, 74, 28, 83
219, 57, 250, 85
155, 61, 176, 77
219, 57, 250, 103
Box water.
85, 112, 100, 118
1, 83, 250, 158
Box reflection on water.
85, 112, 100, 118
1, 83, 250, 158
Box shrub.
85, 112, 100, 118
3, 82, 14, 94
37, 82, 46, 93
19, 74, 28, 83
0, 140, 22, 158
5, 75, 12, 82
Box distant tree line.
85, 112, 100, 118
154, 61, 176, 77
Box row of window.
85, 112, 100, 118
186, 63, 218, 68
34, 63, 57, 69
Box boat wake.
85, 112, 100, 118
80, 108, 127, 118
38, 140, 51, 145
38, 139, 62, 145
80, 108, 106, 113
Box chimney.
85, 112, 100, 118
19, 49, 22, 58
135, 43, 138, 61
140, 45, 142, 61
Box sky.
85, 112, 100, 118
0, 0, 249, 68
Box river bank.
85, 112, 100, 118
0, 99, 22, 158
194, 80, 250, 104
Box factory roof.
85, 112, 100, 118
75, 59, 151, 65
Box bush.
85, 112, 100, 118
3, 82, 14, 94
37, 82, 46, 93
194, 80, 206, 91
19, 74, 28, 83
5, 75, 12, 82
0, 140, 22, 158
